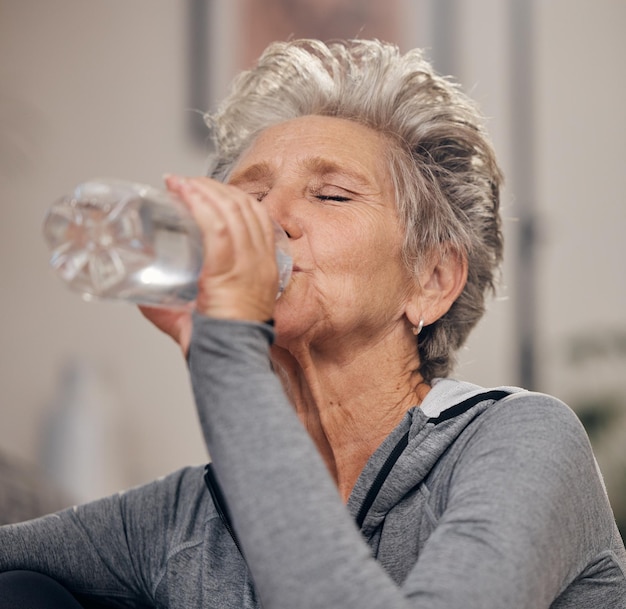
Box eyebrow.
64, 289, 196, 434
229, 162, 273, 186
303, 157, 372, 188
229, 156, 373, 189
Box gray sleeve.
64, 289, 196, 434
401, 392, 620, 607
189, 316, 404, 609
188, 315, 623, 609
0, 466, 205, 607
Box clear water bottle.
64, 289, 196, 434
43, 179, 292, 308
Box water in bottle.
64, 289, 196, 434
42, 179, 292, 308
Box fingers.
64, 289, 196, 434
166, 175, 274, 255
162, 175, 279, 322
189, 178, 273, 250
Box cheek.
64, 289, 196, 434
312, 216, 392, 271
314, 236, 410, 315
340, 224, 407, 284
294, 210, 410, 298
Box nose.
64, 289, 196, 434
263, 186, 301, 240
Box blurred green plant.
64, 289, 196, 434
562, 328, 626, 543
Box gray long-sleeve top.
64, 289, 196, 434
1, 315, 625, 608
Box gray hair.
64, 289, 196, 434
205, 39, 503, 382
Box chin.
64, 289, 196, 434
271, 316, 296, 343
272, 287, 317, 344
271, 311, 309, 349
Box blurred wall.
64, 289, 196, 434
0, 0, 624, 515
0, 0, 210, 502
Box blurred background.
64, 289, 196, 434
0, 0, 624, 536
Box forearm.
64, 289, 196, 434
188, 315, 409, 609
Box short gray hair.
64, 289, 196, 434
205, 39, 504, 382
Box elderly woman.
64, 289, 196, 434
1, 39, 625, 609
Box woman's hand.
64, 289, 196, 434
139, 175, 280, 356
138, 304, 193, 357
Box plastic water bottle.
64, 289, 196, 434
42, 179, 292, 308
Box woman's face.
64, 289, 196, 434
228, 115, 419, 351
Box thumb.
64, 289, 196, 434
138, 305, 193, 358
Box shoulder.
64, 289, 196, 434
453, 391, 622, 563
423, 382, 590, 456
115, 465, 211, 533
450, 390, 611, 528
119, 464, 207, 503
418, 383, 597, 477
481, 390, 591, 450
453, 389, 596, 472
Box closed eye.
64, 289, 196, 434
252, 191, 269, 202
315, 194, 351, 202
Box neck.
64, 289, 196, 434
270, 331, 429, 502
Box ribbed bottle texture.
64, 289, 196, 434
43, 179, 292, 307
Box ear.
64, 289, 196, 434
405, 247, 468, 329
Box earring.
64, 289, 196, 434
412, 319, 424, 336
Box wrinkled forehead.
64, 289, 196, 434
228, 115, 396, 191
